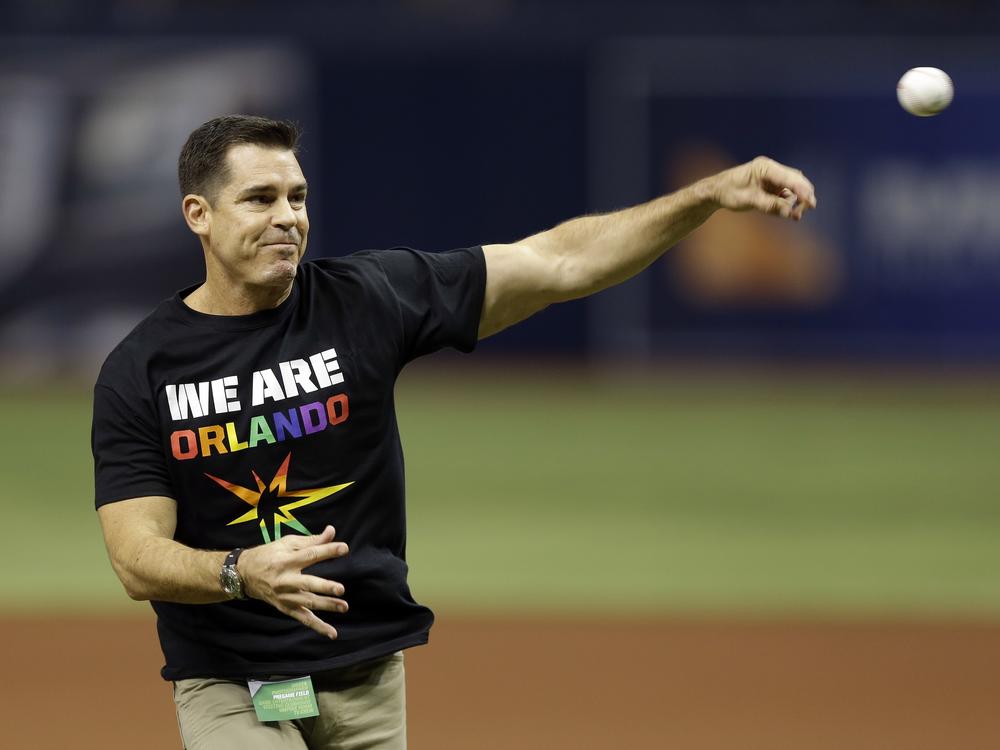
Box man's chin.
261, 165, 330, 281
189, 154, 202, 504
256, 260, 298, 288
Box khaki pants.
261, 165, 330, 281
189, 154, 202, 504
173, 653, 406, 750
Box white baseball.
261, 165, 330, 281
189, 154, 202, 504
897, 67, 954, 117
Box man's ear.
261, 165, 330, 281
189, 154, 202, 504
182, 194, 211, 237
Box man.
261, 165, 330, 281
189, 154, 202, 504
93, 114, 816, 750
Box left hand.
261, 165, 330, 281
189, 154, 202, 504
238, 525, 350, 640
706, 156, 817, 221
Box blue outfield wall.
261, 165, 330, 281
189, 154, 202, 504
0, 35, 998, 364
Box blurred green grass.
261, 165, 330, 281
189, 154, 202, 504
3, 366, 999, 617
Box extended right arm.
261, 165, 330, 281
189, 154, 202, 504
97, 496, 349, 638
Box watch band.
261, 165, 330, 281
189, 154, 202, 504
224, 547, 244, 570
220, 547, 246, 600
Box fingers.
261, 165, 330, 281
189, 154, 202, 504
275, 575, 348, 639
780, 171, 816, 210
299, 540, 350, 566
286, 590, 348, 614
752, 192, 793, 218
270, 572, 347, 642
776, 187, 806, 220
752, 156, 818, 219
287, 605, 339, 640
273, 572, 347, 602
299, 574, 346, 598
284, 526, 349, 564
286, 524, 337, 550
248, 525, 350, 638
317, 524, 337, 543
240, 527, 349, 601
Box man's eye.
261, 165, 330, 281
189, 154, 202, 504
249, 196, 271, 204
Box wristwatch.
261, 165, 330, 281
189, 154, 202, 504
220, 548, 247, 600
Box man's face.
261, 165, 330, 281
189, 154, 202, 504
200, 143, 310, 288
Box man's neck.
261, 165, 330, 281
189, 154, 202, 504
183, 278, 293, 316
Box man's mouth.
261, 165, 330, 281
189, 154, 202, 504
261, 242, 297, 255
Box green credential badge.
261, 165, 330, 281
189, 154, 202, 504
248, 677, 319, 722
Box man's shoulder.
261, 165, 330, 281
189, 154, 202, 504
298, 249, 424, 305
301, 248, 404, 279
302, 246, 483, 287
95, 296, 180, 389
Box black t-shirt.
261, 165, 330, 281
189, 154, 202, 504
92, 246, 486, 681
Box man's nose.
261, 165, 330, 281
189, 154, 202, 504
271, 197, 297, 229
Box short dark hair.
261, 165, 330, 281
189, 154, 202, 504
178, 115, 301, 200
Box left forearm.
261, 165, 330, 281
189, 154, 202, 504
533, 178, 719, 301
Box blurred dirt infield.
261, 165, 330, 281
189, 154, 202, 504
5, 615, 1000, 749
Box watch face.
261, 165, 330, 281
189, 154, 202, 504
220, 566, 244, 598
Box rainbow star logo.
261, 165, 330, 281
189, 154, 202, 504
206, 452, 353, 543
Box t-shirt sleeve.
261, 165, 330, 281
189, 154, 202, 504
92, 382, 175, 508
374, 246, 486, 364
